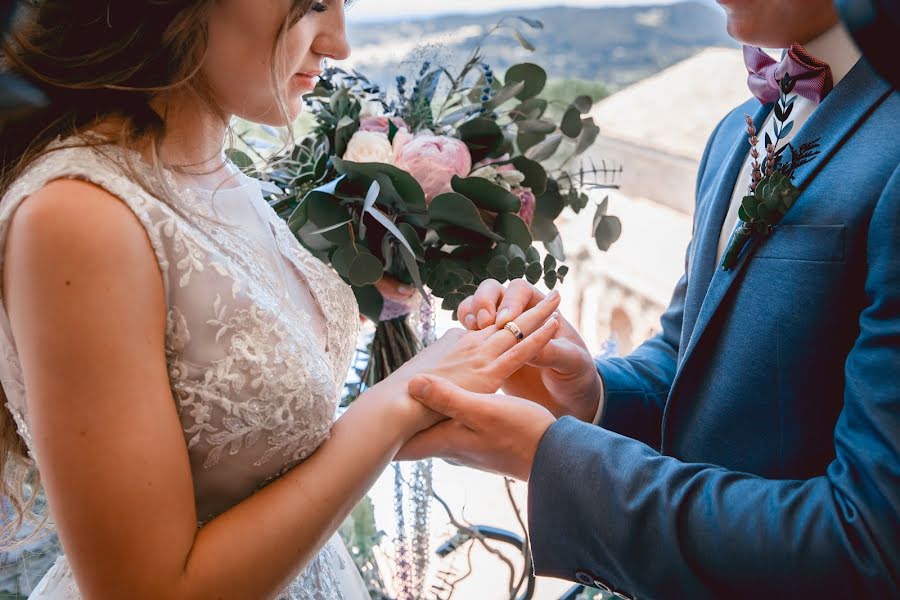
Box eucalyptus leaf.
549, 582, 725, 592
226, 148, 256, 172
511, 157, 548, 196
487, 255, 511, 281
517, 119, 557, 134
458, 118, 505, 164
334, 116, 359, 158
308, 191, 350, 229
484, 81, 526, 111
349, 249, 384, 287
595, 215, 622, 252
429, 193, 504, 241
505, 63, 547, 100
353, 285, 384, 322
525, 133, 562, 162
530, 214, 560, 243
451, 176, 521, 213
331, 244, 357, 279
544, 271, 558, 289
573, 95, 594, 114
397, 243, 426, 296
525, 262, 543, 285
508, 256, 527, 279
514, 16, 544, 29
574, 120, 601, 156
511, 98, 548, 122
561, 107, 584, 138
497, 212, 533, 250
517, 131, 547, 154
512, 29, 536, 52
333, 158, 426, 210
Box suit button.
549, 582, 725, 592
574, 570, 597, 586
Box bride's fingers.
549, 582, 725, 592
486, 289, 561, 353
493, 313, 560, 378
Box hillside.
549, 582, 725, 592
345, 1, 736, 91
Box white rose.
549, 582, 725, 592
359, 99, 385, 119
343, 131, 395, 164
470, 165, 525, 191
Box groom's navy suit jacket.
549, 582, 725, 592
528, 58, 900, 599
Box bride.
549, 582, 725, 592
0, 1, 563, 598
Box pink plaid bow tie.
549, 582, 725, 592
743, 43, 834, 104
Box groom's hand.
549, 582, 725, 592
457, 280, 604, 423
396, 375, 556, 481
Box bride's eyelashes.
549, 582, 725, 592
311, 2, 328, 13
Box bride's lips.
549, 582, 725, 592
292, 71, 321, 90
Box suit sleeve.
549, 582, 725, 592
528, 166, 900, 599
594, 114, 725, 448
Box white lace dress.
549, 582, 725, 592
0, 136, 369, 599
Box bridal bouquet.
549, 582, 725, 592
242, 19, 621, 394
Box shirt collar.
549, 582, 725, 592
801, 21, 862, 87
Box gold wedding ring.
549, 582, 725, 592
504, 321, 524, 342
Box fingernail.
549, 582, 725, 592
477, 309, 491, 327
547, 290, 560, 301
397, 285, 413, 294
464, 314, 476, 329
497, 308, 511, 323
409, 377, 431, 399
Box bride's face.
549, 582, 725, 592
717, 0, 839, 48
203, 0, 351, 126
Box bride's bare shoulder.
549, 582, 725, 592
2, 177, 166, 329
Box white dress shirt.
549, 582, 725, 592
592, 23, 861, 426
715, 23, 862, 263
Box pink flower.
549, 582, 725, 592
359, 116, 409, 135
513, 187, 537, 227
394, 134, 472, 203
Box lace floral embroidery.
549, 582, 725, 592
0, 139, 362, 599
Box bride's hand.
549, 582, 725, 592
385, 290, 563, 430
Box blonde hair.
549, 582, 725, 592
0, 0, 319, 550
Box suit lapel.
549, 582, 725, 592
662, 59, 892, 444
682, 101, 771, 344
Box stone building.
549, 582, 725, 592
555, 47, 750, 356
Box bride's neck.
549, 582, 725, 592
150, 92, 233, 182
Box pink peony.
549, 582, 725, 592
513, 187, 537, 227
394, 134, 472, 203
359, 116, 409, 135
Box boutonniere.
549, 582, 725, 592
722, 73, 822, 271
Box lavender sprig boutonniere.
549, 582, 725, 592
721, 73, 822, 271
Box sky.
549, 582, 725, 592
347, 0, 719, 22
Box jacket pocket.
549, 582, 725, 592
754, 224, 847, 263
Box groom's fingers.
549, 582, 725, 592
458, 279, 504, 330
495, 280, 545, 327
395, 420, 474, 462
409, 375, 486, 425
527, 338, 585, 374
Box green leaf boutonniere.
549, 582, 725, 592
721, 73, 821, 271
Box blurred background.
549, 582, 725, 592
1, 1, 752, 598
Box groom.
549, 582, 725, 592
399, 0, 900, 597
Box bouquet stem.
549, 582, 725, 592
363, 316, 423, 386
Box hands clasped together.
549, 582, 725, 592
395, 280, 605, 481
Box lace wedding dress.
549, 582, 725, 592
0, 134, 370, 599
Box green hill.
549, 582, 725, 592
346, 2, 735, 92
